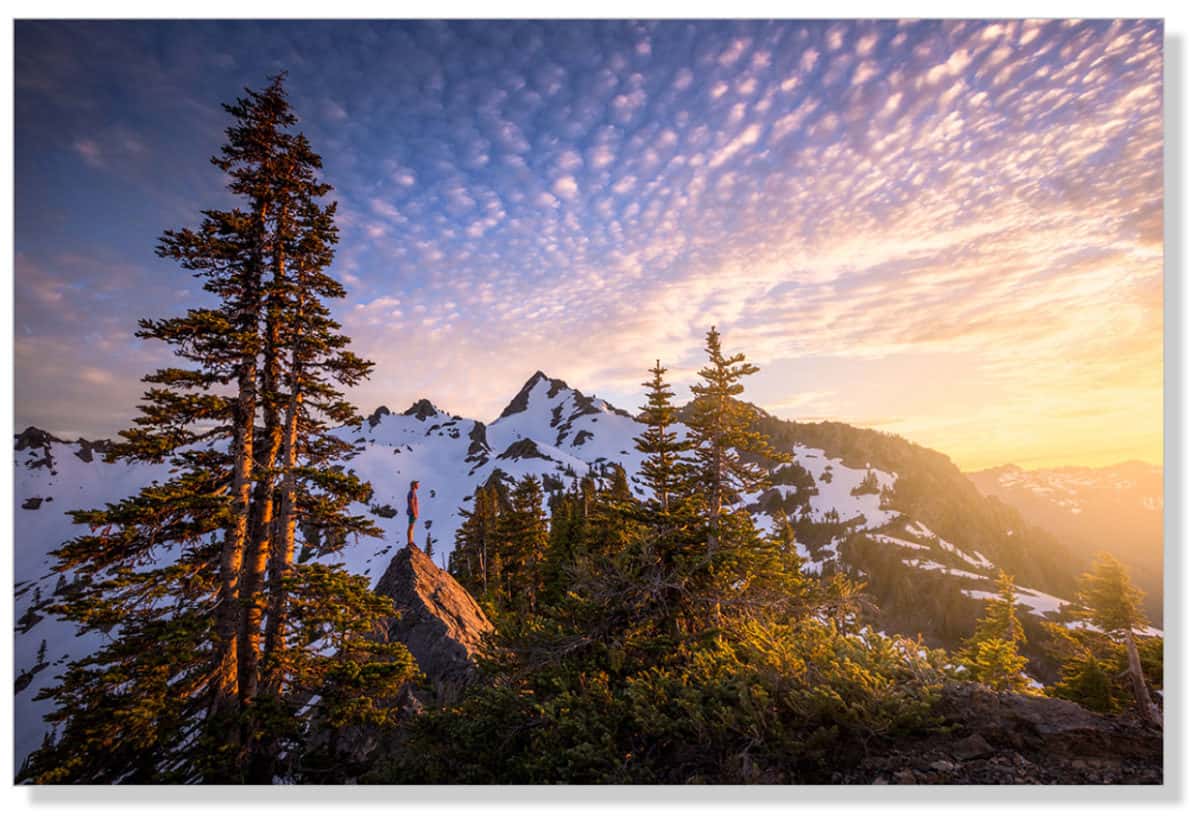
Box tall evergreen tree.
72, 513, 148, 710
683, 327, 783, 553
634, 360, 688, 516
238, 118, 342, 710
158, 76, 299, 748
450, 482, 503, 601
23, 76, 415, 784
494, 475, 550, 615
1073, 553, 1161, 727
543, 487, 587, 608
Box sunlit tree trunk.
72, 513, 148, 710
1124, 629, 1161, 728
239, 204, 290, 706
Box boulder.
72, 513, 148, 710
374, 545, 492, 702
950, 733, 994, 761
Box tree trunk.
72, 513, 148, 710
238, 212, 289, 705
264, 341, 303, 692
1124, 628, 1161, 728
658, 419, 670, 515
213, 360, 254, 726
707, 441, 722, 553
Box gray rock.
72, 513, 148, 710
951, 733, 995, 761
374, 545, 493, 703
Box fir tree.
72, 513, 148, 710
239, 121, 344, 711
683, 327, 783, 553
771, 509, 796, 556
969, 571, 1027, 646
961, 637, 1031, 693
1073, 553, 1161, 727
956, 572, 1032, 693
634, 360, 688, 516
542, 488, 587, 608
1050, 649, 1119, 714
449, 482, 503, 601
494, 475, 550, 615
23, 76, 415, 785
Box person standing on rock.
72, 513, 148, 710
406, 480, 420, 547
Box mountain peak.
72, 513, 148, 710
403, 399, 441, 421
14, 426, 59, 451
366, 406, 392, 428
498, 371, 572, 419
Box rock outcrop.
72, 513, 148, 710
374, 545, 492, 702
850, 682, 1163, 784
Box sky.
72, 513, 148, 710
13, 19, 1162, 471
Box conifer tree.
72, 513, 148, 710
239, 122, 342, 709
494, 475, 550, 615
572, 463, 649, 584
969, 571, 1027, 646
23, 76, 415, 785
157, 76, 298, 748
1050, 649, 1119, 714
772, 509, 796, 556
683, 327, 782, 552
450, 483, 502, 600
1074, 553, 1161, 727
634, 360, 688, 516
956, 572, 1033, 693
543, 488, 586, 608
961, 637, 1032, 693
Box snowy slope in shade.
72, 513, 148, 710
14, 434, 176, 769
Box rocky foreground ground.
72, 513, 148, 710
847, 682, 1162, 784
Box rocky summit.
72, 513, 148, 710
374, 545, 492, 702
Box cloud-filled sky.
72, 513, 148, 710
14, 19, 1162, 470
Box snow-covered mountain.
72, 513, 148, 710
13, 372, 1155, 768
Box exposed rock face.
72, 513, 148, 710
851, 682, 1163, 784
498, 437, 553, 461
367, 405, 392, 428
403, 399, 439, 421
374, 545, 492, 702
465, 421, 490, 470
14, 426, 112, 472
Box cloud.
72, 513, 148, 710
73, 138, 103, 167
14, 19, 1164, 471
717, 37, 750, 67
851, 62, 879, 86
710, 123, 762, 167
552, 175, 579, 199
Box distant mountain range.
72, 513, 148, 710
12, 371, 1163, 768
967, 461, 1163, 627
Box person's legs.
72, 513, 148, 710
407, 515, 416, 546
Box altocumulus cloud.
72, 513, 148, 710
15, 19, 1161, 468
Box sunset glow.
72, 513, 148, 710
15, 19, 1162, 471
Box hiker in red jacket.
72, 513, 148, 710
406, 480, 420, 547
